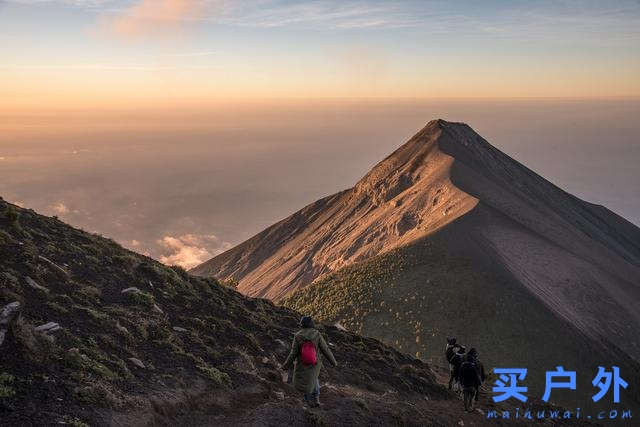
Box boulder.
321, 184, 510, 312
38, 255, 69, 277
333, 322, 347, 332
25, 276, 49, 293
0, 301, 21, 346
128, 357, 146, 369
34, 321, 61, 334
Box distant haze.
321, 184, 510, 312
1, 99, 639, 268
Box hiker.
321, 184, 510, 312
445, 337, 462, 390
281, 316, 338, 408
466, 348, 485, 402
459, 350, 483, 411
450, 344, 467, 392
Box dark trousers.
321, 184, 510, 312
304, 378, 320, 403
463, 387, 476, 411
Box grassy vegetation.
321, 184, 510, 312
0, 199, 448, 425
282, 228, 640, 417
0, 372, 16, 398
282, 250, 406, 335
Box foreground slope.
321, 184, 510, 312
1, 199, 543, 426
194, 119, 640, 410
0, 201, 594, 426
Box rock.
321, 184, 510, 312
457, 421, 464, 426
148, 281, 154, 288
152, 304, 164, 314
121, 287, 141, 294
172, 327, 187, 332
38, 255, 69, 277
0, 301, 21, 346
128, 357, 146, 369
0, 302, 20, 325
34, 321, 61, 334
334, 322, 347, 332
25, 276, 49, 293
274, 391, 285, 400
281, 371, 289, 383
261, 357, 270, 364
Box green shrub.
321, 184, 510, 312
46, 301, 70, 314
4, 206, 18, 224
170, 265, 190, 280
61, 416, 90, 427
127, 291, 155, 307
197, 364, 231, 387
221, 278, 239, 289
0, 372, 16, 398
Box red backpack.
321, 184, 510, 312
300, 340, 317, 365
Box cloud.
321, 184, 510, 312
218, 0, 423, 29
100, 0, 217, 38
157, 233, 231, 269
52, 202, 70, 215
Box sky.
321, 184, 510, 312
1, 1, 639, 268
1, 0, 639, 109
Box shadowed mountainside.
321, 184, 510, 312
0, 199, 453, 426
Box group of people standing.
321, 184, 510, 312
446, 337, 486, 411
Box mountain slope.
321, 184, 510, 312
192, 119, 640, 303
193, 119, 640, 410
0, 199, 459, 426
282, 214, 640, 411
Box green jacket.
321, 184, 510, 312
282, 328, 337, 393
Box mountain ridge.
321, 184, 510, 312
192, 119, 640, 301
192, 119, 640, 411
